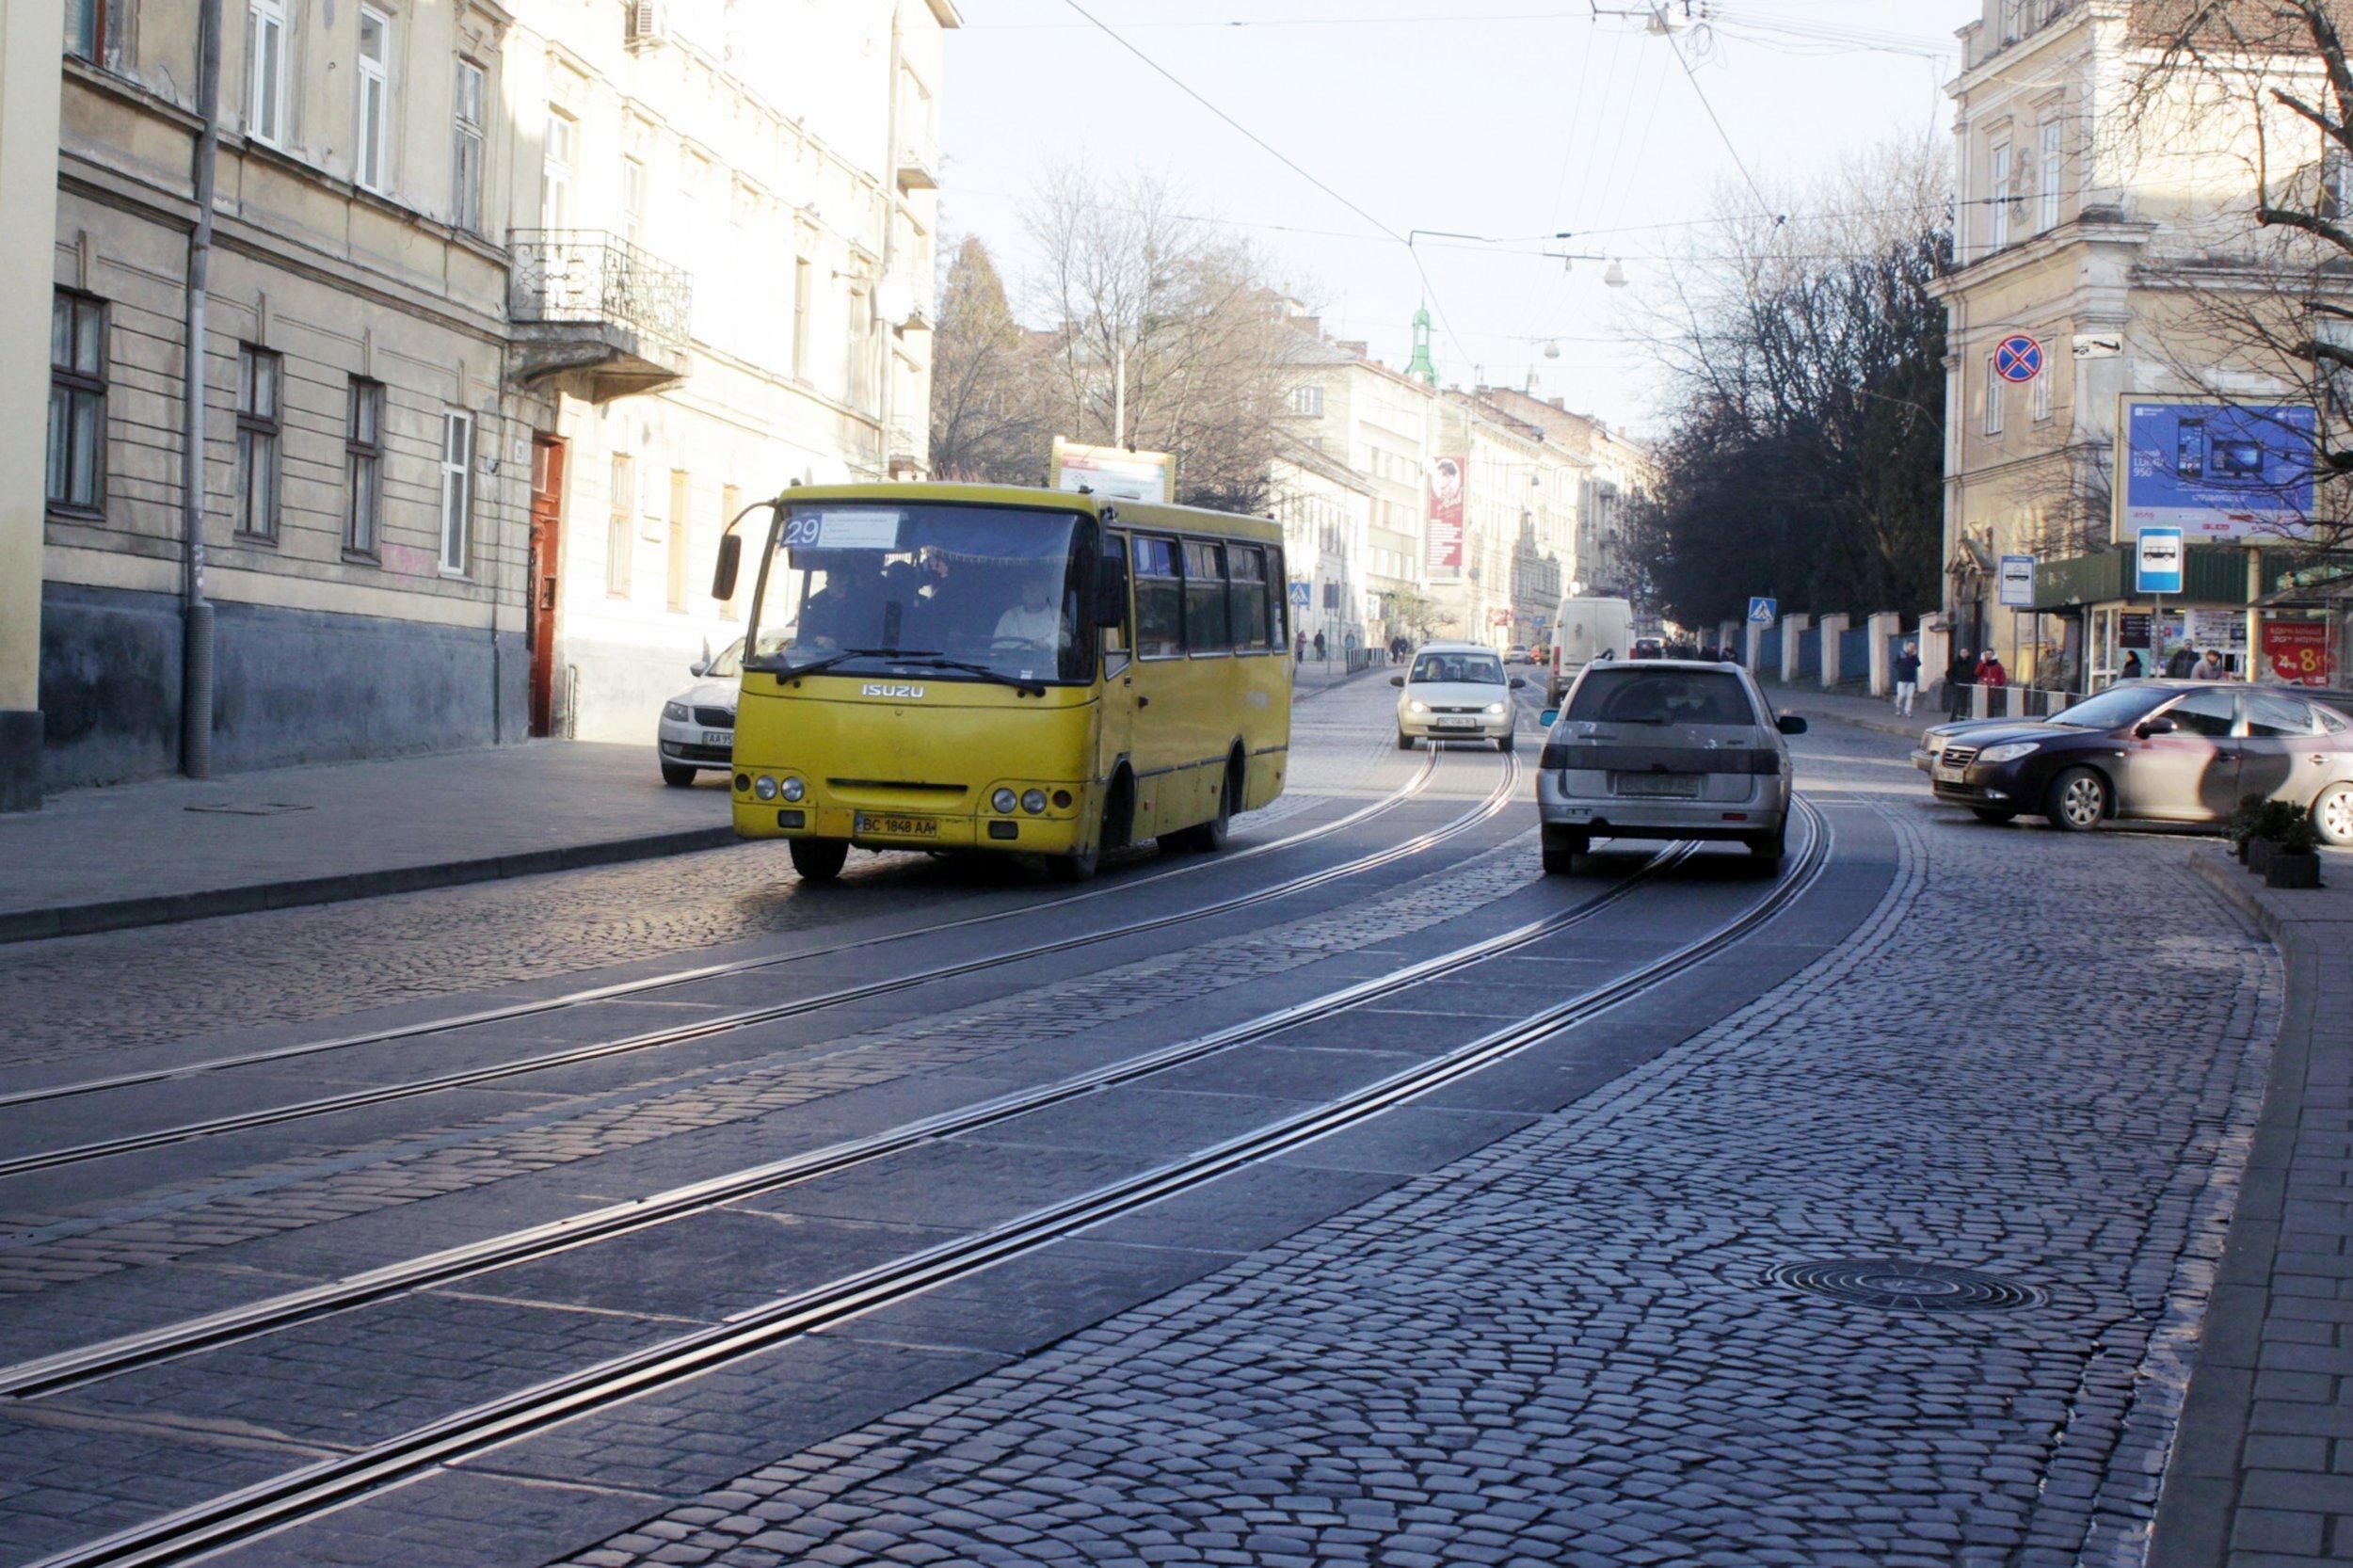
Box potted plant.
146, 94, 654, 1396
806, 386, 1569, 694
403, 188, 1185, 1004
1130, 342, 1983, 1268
2227, 793, 2266, 864
2248, 800, 2303, 876
2267, 813, 2325, 888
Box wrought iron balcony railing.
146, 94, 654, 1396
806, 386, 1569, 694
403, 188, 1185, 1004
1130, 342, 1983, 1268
508, 230, 690, 344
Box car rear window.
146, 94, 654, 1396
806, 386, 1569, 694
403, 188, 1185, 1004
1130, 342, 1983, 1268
1565, 667, 1754, 726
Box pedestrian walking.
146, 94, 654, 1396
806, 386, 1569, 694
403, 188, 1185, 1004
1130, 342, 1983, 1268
2191, 648, 2224, 680
1945, 647, 1976, 720
2120, 650, 2144, 680
1344, 631, 1358, 666
1312, 629, 1327, 662
1893, 641, 1921, 716
2165, 643, 2197, 678
1294, 630, 1307, 664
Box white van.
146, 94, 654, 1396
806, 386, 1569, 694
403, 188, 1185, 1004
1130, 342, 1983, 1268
1545, 596, 1635, 704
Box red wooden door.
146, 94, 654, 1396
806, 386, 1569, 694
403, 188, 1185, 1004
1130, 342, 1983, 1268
528, 437, 566, 738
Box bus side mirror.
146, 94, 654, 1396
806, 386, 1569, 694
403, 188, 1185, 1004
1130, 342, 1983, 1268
712, 534, 742, 602
1095, 556, 1128, 629
1540, 709, 1560, 727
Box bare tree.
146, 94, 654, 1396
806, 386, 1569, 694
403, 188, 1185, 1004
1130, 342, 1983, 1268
928, 235, 1050, 486
2119, 1, 2353, 548
1023, 167, 1295, 513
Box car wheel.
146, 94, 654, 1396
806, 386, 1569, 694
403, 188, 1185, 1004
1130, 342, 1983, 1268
660, 762, 697, 787
1397, 730, 1416, 751
2312, 781, 2353, 847
1497, 730, 1516, 754
1746, 820, 1786, 869
2043, 766, 2109, 832
1971, 807, 2018, 825
1542, 832, 1588, 875
789, 839, 849, 883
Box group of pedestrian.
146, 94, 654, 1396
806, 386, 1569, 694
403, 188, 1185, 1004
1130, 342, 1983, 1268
1887, 642, 2013, 721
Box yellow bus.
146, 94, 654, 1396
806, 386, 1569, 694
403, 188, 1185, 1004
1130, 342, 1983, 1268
711, 482, 1292, 883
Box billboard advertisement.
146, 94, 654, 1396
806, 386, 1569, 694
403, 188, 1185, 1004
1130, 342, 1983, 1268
1426, 456, 1465, 575
2264, 620, 2332, 686
2118, 397, 2317, 540
1048, 438, 1174, 504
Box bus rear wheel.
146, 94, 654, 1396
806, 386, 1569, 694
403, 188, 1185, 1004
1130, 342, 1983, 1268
790, 839, 849, 883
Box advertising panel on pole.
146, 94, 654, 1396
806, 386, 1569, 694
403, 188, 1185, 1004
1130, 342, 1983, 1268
1048, 438, 1174, 504
1425, 456, 1465, 575
1996, 553, 2036, 608
2135, 526, 2185, 595
2263, 620, 2333, 685
2116, 396, 2317, 540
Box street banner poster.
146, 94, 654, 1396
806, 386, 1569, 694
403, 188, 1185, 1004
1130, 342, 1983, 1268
2117, 397, 2317, 540
1425, 456, 1465, 576
1048, 438, 1174, 504
2185, 608, 2249, 654
2264, 620, 2333, 685
1997, 553, 2035, 608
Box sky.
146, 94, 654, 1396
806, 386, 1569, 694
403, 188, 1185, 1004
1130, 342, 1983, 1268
938, 0, 1982, 438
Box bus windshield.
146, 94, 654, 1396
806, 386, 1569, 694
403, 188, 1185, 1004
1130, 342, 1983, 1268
745, 504, 1092, 686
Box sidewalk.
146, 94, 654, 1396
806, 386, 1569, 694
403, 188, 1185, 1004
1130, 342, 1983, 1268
2150, 846, 2353, 1568
1756, 679, 1926, 742
0, 744, 735, 943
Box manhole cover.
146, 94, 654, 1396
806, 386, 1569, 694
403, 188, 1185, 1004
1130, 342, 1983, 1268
1764, 1259, 2044, 1313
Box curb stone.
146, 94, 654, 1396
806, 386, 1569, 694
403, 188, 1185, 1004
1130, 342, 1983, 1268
0, 825, 740, 946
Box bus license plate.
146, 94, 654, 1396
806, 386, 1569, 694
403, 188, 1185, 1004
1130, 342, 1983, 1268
856, 812, 938, 839
1615, 774, 1701, 798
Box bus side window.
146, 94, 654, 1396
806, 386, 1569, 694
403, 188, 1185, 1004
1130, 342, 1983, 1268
1228, 544, 1271, 652
1134, 536, 1182, 659
1103, 532, 1132, 674
1184, 540, 1229, 654
1268, 546, 1288, 646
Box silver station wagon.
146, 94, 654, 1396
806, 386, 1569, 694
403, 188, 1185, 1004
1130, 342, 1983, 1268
1536, 659, 1806, 872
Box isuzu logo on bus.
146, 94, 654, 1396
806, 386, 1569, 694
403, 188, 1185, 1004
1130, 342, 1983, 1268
860, 682, 926, 699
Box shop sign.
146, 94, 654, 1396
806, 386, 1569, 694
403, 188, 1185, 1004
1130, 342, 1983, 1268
2263, 620, 2333, 686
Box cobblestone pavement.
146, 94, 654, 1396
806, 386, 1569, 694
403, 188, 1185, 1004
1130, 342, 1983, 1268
542, 770, 2281, 1567
0, 720, 1386, 1075
0, 804, 1538, 1298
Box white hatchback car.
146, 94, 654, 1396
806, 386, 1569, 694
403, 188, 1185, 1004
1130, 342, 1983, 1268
1392, 642, 1529, 752
656, 638, 743, 787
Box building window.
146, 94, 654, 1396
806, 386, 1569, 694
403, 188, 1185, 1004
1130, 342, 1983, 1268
1984, 359, 2006, 437
452, 61, 486, 232
621, 156, 648, 249
608, 453, 634, 597
665, 470, 690, 613
46, 292, 105, 513
2039, 119, 2064, 232
345, 379, 385, 557
247, 0, 288, 146
2031, 363, 2053, 424
439, 411, 472, 574
846, 288, 873, 408
792, 256, 812, 378
542, 107, 575, 229
356, 7, 391, 191
64, 0, 106, 63
1989, 139, 2013, 250
1291, 384, 1324, 417
235, 345, 281, 540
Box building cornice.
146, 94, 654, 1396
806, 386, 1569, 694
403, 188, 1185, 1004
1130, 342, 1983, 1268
1930, 215, 2153, 299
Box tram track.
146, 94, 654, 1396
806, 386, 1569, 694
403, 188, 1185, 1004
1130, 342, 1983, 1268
14, 798, 1829, 1568
0, 749, 1448, 1116
0, 750, 1519, 1181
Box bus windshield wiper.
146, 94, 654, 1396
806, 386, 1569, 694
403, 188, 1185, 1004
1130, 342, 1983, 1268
757, 647, 942, 680
889, 656, 1048, 697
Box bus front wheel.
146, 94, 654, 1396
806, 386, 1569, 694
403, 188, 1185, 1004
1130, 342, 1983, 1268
790, 839, 849, 883
1160, 764, 1235, 855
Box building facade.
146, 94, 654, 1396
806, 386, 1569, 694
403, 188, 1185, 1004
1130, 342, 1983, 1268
1936, 0, 2351, 690
30, 0, 952, 793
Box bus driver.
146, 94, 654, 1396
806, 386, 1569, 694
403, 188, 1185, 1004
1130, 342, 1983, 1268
993, 574, 1066, 650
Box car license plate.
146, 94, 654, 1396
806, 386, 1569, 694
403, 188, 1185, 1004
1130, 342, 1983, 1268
1436, 716, 1480, 728
1615, 773, 1701, 798
701, 730, 731, 746
1934, 764, 1966, 785
856, 812, 938, 839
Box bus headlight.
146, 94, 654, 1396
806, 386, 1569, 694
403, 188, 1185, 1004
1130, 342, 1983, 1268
753, 775, 779, 802
1021, 789, 1048, 814
780, 776, 807, 802
992, 787, 1018, 813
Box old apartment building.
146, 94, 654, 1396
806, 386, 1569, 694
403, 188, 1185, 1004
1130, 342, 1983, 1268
27, 0, 953, 792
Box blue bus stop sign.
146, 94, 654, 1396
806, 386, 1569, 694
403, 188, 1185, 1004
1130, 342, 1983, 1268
1748, 597, 1776, 627
2136, 527, 2185, 595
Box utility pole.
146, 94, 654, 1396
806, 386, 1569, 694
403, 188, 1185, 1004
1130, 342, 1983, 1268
180, 0, 223, 776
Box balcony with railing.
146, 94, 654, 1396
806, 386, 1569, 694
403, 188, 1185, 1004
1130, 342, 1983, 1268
507, 231, 692, 402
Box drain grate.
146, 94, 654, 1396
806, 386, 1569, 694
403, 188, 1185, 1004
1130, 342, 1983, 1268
1764, 1259, 2044, 1313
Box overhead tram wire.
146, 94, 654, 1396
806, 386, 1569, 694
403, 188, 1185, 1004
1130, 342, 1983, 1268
1649, 3, 1783, 230
1053, 0, 1478, 376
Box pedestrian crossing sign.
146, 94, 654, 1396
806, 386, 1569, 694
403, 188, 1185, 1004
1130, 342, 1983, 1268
1748, 598, 1776, 627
